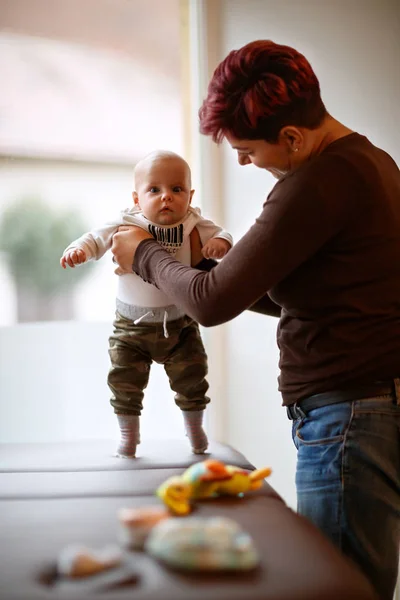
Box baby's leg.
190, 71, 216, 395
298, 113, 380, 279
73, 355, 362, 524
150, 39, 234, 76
114, 414, 140, 457
163, 318, 210, 454
108, 315, 152, 457
182, 410, 209, 454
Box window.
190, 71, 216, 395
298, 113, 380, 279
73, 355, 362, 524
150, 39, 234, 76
0, 0, 191, 444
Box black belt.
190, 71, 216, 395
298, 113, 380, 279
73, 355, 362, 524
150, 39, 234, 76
286, 380, 395, 420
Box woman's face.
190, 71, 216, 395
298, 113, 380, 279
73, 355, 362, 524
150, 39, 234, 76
225, 133, 294, 179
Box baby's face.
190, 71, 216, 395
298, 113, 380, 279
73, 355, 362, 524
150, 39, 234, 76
133, 157, 193, 226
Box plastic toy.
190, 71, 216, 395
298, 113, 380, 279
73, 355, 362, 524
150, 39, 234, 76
156, 459, 272, 515
118, 506, 170, 549
145, 516, 259, 571
57, 545, 122, 578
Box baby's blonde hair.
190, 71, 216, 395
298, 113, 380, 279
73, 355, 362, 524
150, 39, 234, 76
134, 150, 191, 188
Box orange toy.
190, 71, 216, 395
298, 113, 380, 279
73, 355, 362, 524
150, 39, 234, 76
156, 459, 272, 515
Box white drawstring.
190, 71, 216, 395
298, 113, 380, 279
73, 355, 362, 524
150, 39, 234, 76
133, 310, 154, 325
163, 310, 169, 338
134, 309, 169, 338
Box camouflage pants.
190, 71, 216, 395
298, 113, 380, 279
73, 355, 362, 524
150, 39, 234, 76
108, 311, 210, 415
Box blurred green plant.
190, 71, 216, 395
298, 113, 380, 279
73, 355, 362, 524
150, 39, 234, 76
0, 197, 93, 321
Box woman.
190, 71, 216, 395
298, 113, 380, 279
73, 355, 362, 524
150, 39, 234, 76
112, 40, 400, 599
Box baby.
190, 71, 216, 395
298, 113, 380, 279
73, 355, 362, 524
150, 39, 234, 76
60, 150, 232, 457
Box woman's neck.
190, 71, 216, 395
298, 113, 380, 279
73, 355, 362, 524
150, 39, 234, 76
309, 115, 354, 157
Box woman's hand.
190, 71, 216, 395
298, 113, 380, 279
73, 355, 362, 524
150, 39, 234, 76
111, 225, 153, 274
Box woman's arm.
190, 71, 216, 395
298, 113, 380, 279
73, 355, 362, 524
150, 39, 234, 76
190, 225, 279, 316
132, 228, 279, 326
112, 156, 355, 326
249, 294, 281, 318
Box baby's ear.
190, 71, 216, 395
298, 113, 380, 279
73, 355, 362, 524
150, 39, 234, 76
189, 189, 195, 204
132, 191, 140, 207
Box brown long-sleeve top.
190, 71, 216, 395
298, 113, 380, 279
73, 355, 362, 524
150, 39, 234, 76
133, 133, 400, 405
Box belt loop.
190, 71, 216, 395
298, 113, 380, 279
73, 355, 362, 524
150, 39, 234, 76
286, 402, 306, 420
294, 402, 306, 419
393, 379, 400, 406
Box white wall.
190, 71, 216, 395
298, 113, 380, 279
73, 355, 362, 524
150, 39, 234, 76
213, 0, 400, 509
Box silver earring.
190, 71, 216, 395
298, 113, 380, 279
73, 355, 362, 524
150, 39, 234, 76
293, 148, 299, 153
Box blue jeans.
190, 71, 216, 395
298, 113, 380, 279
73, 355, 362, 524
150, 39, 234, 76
292, 383, 400, 600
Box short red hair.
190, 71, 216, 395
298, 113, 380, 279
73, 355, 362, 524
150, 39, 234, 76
199, 40, 327, 143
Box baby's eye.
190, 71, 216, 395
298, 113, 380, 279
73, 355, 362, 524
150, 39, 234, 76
173, 186, 183, 193
149, 187, 159, 193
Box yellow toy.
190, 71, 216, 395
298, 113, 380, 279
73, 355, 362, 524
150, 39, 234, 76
156, 459, 272, 516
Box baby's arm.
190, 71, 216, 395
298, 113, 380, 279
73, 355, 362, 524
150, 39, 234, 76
60, 247, 87, 269
194, 213, 233, 260
60, 221, 121, 269
201, 237, 231, 259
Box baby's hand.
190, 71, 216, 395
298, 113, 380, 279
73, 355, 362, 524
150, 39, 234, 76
60, 248, 87, 269
201, 238, 231, 260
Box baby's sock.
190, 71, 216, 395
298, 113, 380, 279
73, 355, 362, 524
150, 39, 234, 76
182, 410, 208, 454
116, 414, 140, 458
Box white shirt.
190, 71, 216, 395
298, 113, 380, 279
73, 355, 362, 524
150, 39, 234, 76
64, 206, 233, 308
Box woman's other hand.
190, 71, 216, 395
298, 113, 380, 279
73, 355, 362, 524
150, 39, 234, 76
111, 225, 153, 274
190, 227, 203, 266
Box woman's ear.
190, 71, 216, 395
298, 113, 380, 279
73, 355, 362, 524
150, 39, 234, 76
279, 126, 303, 152
132, 191, 140, 207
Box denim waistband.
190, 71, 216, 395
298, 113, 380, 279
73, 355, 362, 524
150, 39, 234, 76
286, 380, 395, 420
